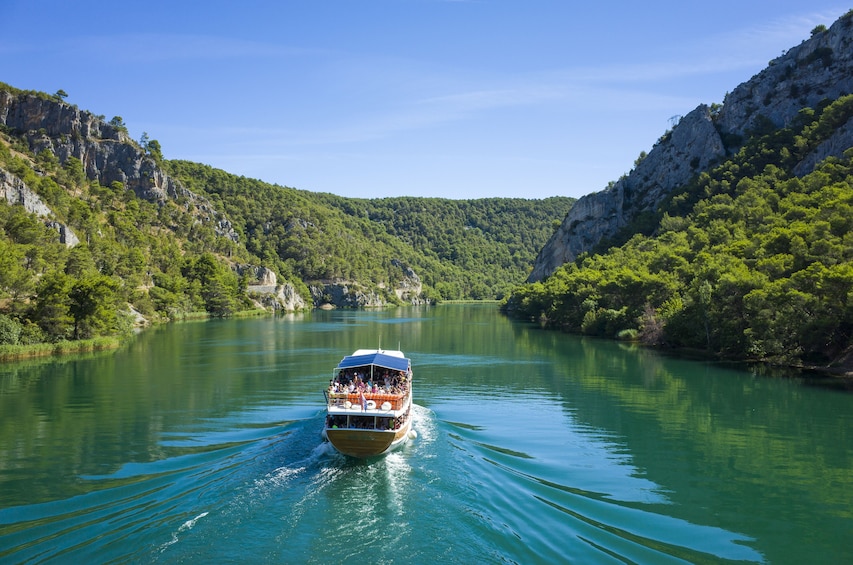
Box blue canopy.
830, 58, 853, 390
336, 352, 410, 373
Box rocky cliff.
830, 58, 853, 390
0, 88, 314, 304
529, 11, 853, 282
0, 90, 238, 241
240, 266, 308, 311
0, 168, 79, 247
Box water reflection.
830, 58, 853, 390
0, 306, 851, 563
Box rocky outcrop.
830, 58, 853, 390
390, 259, 423, 304
0, 167, 79, 247
0, 90, 238, 242
529, 11, 853, 282
307, 257, 425, 309
714, 15, 853, 139
241, 266, 308, 311
237, 264, 278, 286
249, 282, 308, 312
310, 282, 387, 309
0, 168, 54, 217
309, 269, 425, 309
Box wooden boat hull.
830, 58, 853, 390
325, 417, 411, 458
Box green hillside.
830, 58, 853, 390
165, 160, 572, 302
0, 83, 573, 354
504, 96, 853, 367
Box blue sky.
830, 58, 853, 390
2, 1, 849, 200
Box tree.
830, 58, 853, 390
69, 275, 121, 339
32, 271, 73, 341
139, 132, 163, 162
0, 241, 33, 301
182, 253, 241, 316
146, 139, 163, 163
0, 314, 23, 345
62, 157, 86, 188
64, 245, 97, 277
109, 116, 128, 134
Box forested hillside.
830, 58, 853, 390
0, 81, 572, 353
504, 95, 853, 367
166, 160, 573, 301
314, 193, 572, 299
0, 118, 257, 349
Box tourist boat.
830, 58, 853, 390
323, 349, 414, 457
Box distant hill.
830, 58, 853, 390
506, 12, 853, 369
0, 81, 571, 350
165, 160, 573, 303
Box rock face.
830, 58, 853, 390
240, 265, 308, 311
0, 168, 54, 217
309, 260, 425, 309
529, 12, 853, 282
0, 88, 314, 310
529, 105, 724, 281
0, 90, 238, 242
391, 259, 423, 304
0, 168, 79, 247
310, 283, 386, 309
250, 282, 308, 312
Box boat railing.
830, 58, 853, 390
325, 390, 409, 411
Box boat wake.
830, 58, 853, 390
0, 404, 442, 563
158, 512, 209, 553
437, 413, 766, 564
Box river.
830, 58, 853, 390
0, 305, 851, 563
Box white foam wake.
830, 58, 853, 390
159, 511, 209, 552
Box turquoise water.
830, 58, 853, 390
0, 305, 851, 563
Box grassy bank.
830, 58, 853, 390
0, 336, 121, 362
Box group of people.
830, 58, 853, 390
328, 366, 410, 396
326, 409, 410, 431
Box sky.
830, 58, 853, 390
1, 1, 849, 200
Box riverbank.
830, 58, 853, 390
0, 308, 272, 364
648, 342, 853, 386
0, 336, 121, 362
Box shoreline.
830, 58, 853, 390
0, 336, 121, 362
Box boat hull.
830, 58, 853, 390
326, 417, 412, 457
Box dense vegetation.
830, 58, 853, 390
166, 160, 572, 301
0, 83, 572, 354
0, 135, 259, 352
321, 195, 571, 300
504, 96, 853, 366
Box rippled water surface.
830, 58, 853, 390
1, 305, 851, 563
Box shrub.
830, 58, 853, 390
0, 314, 23, 345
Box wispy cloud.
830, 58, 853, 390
130, 8, 853, 152
695, 8, 848, 63
29, 33, 325, 64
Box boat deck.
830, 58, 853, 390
326, 391, 408, 413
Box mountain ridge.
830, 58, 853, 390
529, 10, 853, 282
